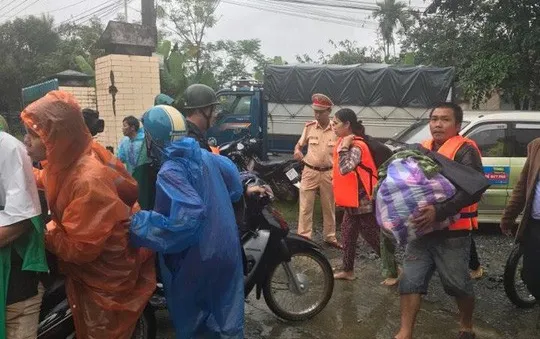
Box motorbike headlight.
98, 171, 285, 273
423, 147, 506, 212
237, 143, 245, 151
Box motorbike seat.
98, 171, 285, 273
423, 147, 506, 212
253, 159, 292, 173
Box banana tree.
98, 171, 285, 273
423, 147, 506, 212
156, 40, 189, 105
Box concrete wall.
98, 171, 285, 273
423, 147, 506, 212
94, 54, 160, 149
460, 91, 502, 111
59, 86, 97, 110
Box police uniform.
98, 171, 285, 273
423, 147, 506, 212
296, 94, 337, 243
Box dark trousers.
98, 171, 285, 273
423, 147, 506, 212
523, 219, 540, 300
341, 212, 380, 271
469, 237, 480, 271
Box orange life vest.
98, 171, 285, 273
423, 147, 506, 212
210, 146, 220, 155
422, 135, 481, 231
332, 136, 378, 207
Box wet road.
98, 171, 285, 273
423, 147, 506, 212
156, 228, 540, 339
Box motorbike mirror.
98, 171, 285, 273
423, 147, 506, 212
208, 137, 218, 147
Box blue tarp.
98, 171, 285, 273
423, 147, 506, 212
130, 137, 244, 338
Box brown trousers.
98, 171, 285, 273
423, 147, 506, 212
297, 167, 336, 241
6, 284, 44, 339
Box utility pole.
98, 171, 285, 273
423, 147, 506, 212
141, 0, 156, 42
124, 0, 128, 21
141, 0, 155, 28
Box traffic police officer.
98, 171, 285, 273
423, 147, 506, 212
294, 94, 340, 248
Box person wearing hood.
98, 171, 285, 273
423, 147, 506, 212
117, 115, 153, 209
129, 104, 245, 338
21, 91, 156, 339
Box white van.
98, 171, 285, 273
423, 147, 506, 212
387, 112, 540, 223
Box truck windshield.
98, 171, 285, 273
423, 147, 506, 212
395, 120, 471, 144
217, 94, 252, 116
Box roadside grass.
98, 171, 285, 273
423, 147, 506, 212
273, 197, 323, 226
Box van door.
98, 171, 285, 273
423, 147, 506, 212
509, 122, 540, 203
463, 123, 511, 223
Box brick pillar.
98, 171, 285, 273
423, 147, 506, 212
94, 54, 160, 149
59, 86, 97, 110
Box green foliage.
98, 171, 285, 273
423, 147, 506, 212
403, 0, 540, 109
0, 15, 105, 111
296, 40, 383, 65
159, 0, 220, 79
372, 0, 415, 62
156, 41, 189, 104
75, 56, 95, 76
0, 16, 62, 111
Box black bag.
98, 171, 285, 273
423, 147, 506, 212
362, 135, 393, 168
412, 144, 490, 198
357, 135, 394, 194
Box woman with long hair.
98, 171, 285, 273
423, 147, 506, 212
331, 108, 398, 283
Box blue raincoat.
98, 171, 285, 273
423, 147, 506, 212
117, 128, 149, 175
130, 137, 244, 339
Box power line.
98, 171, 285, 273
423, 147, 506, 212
12, 0, 45, 17
58, 0, 119, 26
254, 0, 377, 27
222, 0, 377, 29
79, 0, 129, 25
0, 0, 32, 18
47, 0, 93, 15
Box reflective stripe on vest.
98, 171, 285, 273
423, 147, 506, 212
422, 135, 481, 231
332, 137, 378, 207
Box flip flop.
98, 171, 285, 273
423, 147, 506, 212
381, 277, 400, 286
470, 267, 484, 280
325, 240, 343, 250
333, 271, 356, 280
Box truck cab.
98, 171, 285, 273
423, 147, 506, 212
207, 80, 269, 158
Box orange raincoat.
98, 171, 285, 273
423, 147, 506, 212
21, 91, 156, 339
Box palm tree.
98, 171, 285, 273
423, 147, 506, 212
372, 0, 413, 62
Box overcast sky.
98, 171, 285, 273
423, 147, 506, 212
2, 0, 429, 62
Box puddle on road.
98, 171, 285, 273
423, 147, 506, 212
245, 258, 536, 339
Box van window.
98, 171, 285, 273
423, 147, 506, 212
514, 123, 540, 157
397, 120, 470, 144
465, 123, 509, 157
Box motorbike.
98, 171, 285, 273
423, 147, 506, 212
219, 135, 302, 202
36, 194, 162, 339
38, 255, 161, 339
503, 243, 537, 309
240, 177, 334, 321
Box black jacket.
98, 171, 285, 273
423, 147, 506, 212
432, 143, 484, 222
186, 120, 211, 152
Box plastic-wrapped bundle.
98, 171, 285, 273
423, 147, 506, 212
376, 157, 458, 245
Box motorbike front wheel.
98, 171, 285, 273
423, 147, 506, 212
262, 248, 334, 321
503, 244, 536, 309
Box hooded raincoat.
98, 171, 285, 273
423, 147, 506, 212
21, 91, 156, 339
130, 137, 245, 339
117, 129, 154, 209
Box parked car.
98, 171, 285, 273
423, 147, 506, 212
387, 111, 540, 224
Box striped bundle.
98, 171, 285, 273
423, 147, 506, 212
375, 157, 458, 245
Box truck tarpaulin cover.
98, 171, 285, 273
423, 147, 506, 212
264, 64, 455, 108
